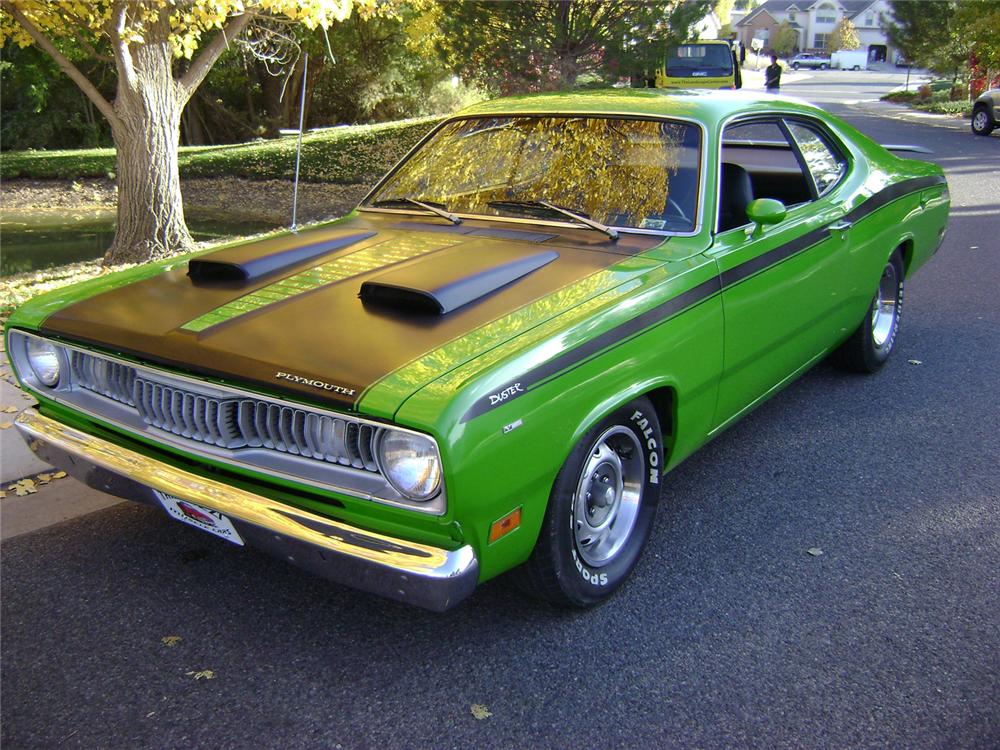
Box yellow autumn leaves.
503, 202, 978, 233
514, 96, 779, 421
0, 1, 377, 60
374, 115, 690, 229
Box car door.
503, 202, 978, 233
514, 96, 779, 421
708, 116, 851, 431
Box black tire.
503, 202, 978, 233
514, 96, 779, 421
971, 105, 995, 136
792, 62, 800, 70
834, 249, 904, 373
820, 63, 829, 70
513, 397, 663, 607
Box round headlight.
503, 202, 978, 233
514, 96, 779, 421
26, 338, 61, 387
377, 429, 442, 501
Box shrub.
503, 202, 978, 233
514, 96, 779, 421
883, 90, 919, 103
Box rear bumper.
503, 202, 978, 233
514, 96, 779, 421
14, 409, 478, 612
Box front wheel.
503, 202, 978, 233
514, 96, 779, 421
971, 106, 995, 136
834, 249, 904, 373
792, 62, 801, 70
513, 398, 663, 607
819, 63, 829, 70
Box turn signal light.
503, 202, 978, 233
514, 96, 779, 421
488, 507, 522, 544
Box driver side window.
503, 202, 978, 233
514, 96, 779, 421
718, 118, 817, 233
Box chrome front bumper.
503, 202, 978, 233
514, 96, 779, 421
14, 410, 478, 612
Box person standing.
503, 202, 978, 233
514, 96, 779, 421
730, 33, 743, 89
765, 54, 782, 93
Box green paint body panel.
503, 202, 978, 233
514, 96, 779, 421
5, 91, 949, 596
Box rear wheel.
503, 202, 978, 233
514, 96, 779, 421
971, 106, 995, 136
820, 63, 829, 70
513, 398, 663, 607
792, 62, 801, 70
834, 249, 904, 373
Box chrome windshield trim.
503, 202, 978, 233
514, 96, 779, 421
359, 111, 708, 238
7, 330, 447, 516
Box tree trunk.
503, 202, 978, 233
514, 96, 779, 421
104, 29, 192, 265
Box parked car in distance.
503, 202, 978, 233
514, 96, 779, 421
831, 49, 867, 71
6, 90, 950, 612
971, 88, 999, 136
790, 52, 831, 70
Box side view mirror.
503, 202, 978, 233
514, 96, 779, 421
746, 198, 787, 238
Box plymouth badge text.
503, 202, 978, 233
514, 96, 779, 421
275, 371, 356, 396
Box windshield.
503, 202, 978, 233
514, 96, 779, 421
364, 116, 702, 233
665, 44, 734, 77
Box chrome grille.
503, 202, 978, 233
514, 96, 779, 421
72, 350, 137, 405
74, 351, 379, 472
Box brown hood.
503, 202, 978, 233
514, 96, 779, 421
42, 214, 660, 412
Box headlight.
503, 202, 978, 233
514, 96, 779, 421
377, 429, 442, 501
26, 337, 62, 387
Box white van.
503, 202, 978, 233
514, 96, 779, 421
831, 50, 868, 70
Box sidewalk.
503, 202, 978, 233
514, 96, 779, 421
0, 357, 49, 483
0, 353, 121, 540
849, 97, 971, 132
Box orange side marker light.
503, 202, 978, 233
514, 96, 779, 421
488, 507, 522, 544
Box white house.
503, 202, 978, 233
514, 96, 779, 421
735, 0, 898, 61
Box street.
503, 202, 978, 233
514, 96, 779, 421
2, 68, 998, 749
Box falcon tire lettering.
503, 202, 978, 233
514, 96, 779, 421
631, 410, 660, 485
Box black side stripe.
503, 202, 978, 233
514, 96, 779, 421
842, 174, 946, 224
461, 276, 722, 421
462, 175, 945, 422
720, 226, 830, 289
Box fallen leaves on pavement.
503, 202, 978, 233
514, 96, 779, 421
807, 547, 824, 557
0, 422, 13, 430
470, 704, 493, 720
1, 405, 18, 413
186, 669, 216, 680
161, 636, 182, 647
7, 479, 37, 496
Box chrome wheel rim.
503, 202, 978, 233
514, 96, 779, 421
573, 426, 644, 568
973, 111, 988, 131
871, 261, 899, 348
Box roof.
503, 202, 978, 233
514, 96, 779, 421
455, 89, 823, 127
738, 0, 877, 25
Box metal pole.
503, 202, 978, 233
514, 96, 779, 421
291, 53, 308, 232
905, 63, 911, 92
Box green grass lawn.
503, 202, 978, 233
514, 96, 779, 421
0, 117, 441, 183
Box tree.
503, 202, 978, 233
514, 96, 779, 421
771, 20, 798, 57
827, 17, 860, 51
886, 1, 969, 79
0, 1, 370, 265
435, 1, 709, 94
954, 0, 1000, 94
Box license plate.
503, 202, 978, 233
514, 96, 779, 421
155, 491, 244, 546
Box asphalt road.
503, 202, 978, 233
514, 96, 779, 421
2, 71, 998, 749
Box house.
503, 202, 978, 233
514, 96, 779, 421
735, 0, 897, 61
693, 10, 724, 40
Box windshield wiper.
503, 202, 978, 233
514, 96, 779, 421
487, 199, 618, 241
371, 197, 462, 225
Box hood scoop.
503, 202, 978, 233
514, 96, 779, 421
360, 245, 559, 315
188, 230, 375, 283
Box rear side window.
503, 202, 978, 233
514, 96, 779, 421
785, 122, 847, 195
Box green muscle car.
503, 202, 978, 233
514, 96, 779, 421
6, 90, 949, 611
